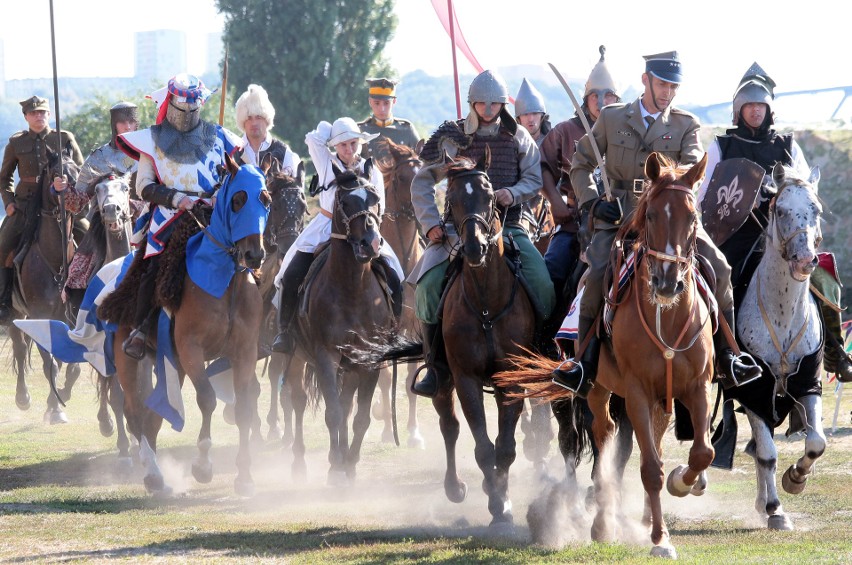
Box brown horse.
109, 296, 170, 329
430, 151, 535, 527
292, 165, 395, 484
8, 149, 82, 424
104, 154, 270, 496
373, 138, 425, 448
496, 152, 715, 557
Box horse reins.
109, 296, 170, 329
382, 157, 423, 270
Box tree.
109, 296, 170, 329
216, 0, 397, 158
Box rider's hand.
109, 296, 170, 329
494, 188, 514, 208
592, 197, 622, 223
5, 203, 16, 217
550, 198, 576, 225
426, 225, 446, 244
177, 196, 196, 210
53, 175, 68, 192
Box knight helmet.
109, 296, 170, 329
732, 62, 776, 125
109, 101, 138, 147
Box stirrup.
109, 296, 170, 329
411, 364, 438, 398
122, 329, 147, 361
721, 351, 761, 388
551, 359, 593, 397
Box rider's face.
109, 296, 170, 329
335, 139, 362, 166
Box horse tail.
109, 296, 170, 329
492, 350, 574, 402
552, 397, 593, 467
340, 329, 423, 369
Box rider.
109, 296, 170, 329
270, 117, 405, 354
358, 78, 421, 162
55, 101, 141, 304
115, 73, 242, 359
0, 95, 84, 324
409, 69, 556, 398
233, 83, 303, 177
552, 51, 761, 397
697, 62, 852, 383
513, 78, 551, 146
539, 46, 621, 342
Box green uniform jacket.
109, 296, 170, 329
358, 116, 421, 161
569, 98, 702, 230
0, 127, 84, 209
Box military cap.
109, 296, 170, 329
366, 77, 398, 99
643, 51, 683, 84
20, 96, 50, 114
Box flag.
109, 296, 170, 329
430, 0, 484, 75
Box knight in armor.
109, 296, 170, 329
270, 117, 405, 354
233, 84, 303, 177
115, 74, 242, 359
697, 63, 852, 382
0, 95, 84, 324
55, 102, 141, 304
513, 78, 551, 146
358, 78, 421, 162
551, 51, 761, 397
540, 46, 621, 345
408, 69, 556, 398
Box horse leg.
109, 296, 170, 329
232, 356, 259, 497
181, 349, 217, 485
491, 387, 523, 528
588, 386, 617, 542
405, 362, 424, 449
315, 355, 346, 485
346, 368, 381, 481
782, 394, 826, 495
372, 368, 394, 443
288, 360, 309, 481
529, 400, 554, 474
108, 376, 132, 472
38, 346, 67, 425
97, 376, 116, 438
744, 407, 792, 530
667, 382, 714, 498
266, 353, 284, 443
58, 362, 82, 403
10, 326, 30, 410
432, 379, 465, 503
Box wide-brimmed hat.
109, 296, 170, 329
327, 117, 379, 147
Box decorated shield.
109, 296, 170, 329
700, 158, 765, 246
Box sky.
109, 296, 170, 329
1, 0, 849, 108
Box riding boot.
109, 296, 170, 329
820, 303, 852, 383
0, 267, 14, 325
377, 256, 403, 320
271, 251, 314, 354
122, 318, 150, 361
715, 309, 762, 388
412, 322, 445, 398
122, 257, 158, 360
551, 315, 598, 398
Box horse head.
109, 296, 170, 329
376, 139, 422, 221
45, 146, 81, 209
263, 157, 307, 254
215, 152, 271, 270
769, 163, 822, 281
330, 163, 382, 263
634, 152, 707, 305
94, 173, 132, 234
444, 147, 499, 267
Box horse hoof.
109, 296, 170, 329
327, 469, 348, 487
234, 477, 255, 497
666, 464, 692, 498
768, 514, 794, 531
115, 456, 134, 475
15, 391, 30, 411
407, 432, 425, 450
371, 400, 384, 420
445, 480, 467, 503
488, 518, 515, 536
222, 404, 236, 425
650, 545, 678, 559
46, 409, 69, 425
782, 465, 808, 495
99, 417, 116, 438
192, 462, 214, 484
144, 473, 165, 493
691, 470, 708, 496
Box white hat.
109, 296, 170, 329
235, 84, 276, 132
327, 117, 378, 147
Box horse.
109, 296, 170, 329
495, 152, 715, 557
8, 148, 83, 425
102, 153, 270, 496
373, 138, 426, 448
291, 165, 395, 484
720, 163, 825, 530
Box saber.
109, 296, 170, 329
548, 62, 613, 202
218, 46, 229, 126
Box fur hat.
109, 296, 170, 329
235, 84, 276, 133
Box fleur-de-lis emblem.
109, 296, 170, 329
715, 175, 744, 220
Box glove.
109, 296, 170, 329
591, 197, 622, 223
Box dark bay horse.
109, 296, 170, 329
292, 166, 395, 485
8, 150, 82, 424
496, 153, 715, 557
432, 152, 535, 528
373, 138, 425, 448
104, 154, 270, 496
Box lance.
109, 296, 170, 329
218, 46, 229, 126
48, 0, 69, 287
547, 62, 614, 203
447, 0, 462, 119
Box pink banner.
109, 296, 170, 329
430, 0, 484, 74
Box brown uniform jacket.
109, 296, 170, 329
0, 127, 84, 209
569, 98, 702, 230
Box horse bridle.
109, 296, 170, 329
445, 169, 502, 248
330, 187, 383, 242
768, 180, 822, 261
269, 187, 307, 243
643, 184, 698, 275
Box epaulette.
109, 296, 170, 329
357, 117, 371, 126
394, 118, 411, 126
669, 106, 699, 120
420, 120, 471, 164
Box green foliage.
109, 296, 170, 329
216, 0, 397, 157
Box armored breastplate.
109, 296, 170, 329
718, 132, 793, 173
459, 124, 522, 224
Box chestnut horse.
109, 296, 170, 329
373, 138, 425, 448
496, 153, 715, 557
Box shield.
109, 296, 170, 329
700, 158, 765, 246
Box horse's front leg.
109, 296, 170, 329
232, 355, 260, 496
744, 407, 792, 530
9, 326, 30, 410
782, 394, 826, 495
345, 367, 381, 481
315, 354, 346, 485
492, 386, 523, 528
287, 359, 309, 481
667, 379, 714, 498
266, 352, 284, 442
587, 384, 617, 541
432, 372, 465, 503
372, 368, 395, 443
107, 375, 132, 471
181, 346, 217, 485
97, 375, 116, 438
37, 345, 67, 424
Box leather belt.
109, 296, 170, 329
613, 178, 646, 194
19, 176, 40, 183
320, 208, 333, 219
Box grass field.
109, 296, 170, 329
1, 343, 852, 564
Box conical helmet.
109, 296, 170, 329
733, 62, 776, 124
468, 70, 509, 105
514, 78, 546, 116
584, 45, 618, 98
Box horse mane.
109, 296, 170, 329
375, 138, 420, 183
445, 157, 478, 178
267, 171, 300, 192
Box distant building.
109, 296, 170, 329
205, 33, 224, 76
135, 30, 187, 83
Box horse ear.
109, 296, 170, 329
808, 166, 820, 187
683, 152, 709, 188
477, 145, 491, 172
331, 160, 344, 179
414, 138, 425, 156
225, 152, 240, 176
644, 152, 662, 181
772, 162, 786, 187
296, 161, 306, 188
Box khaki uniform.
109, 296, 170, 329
358, 117, 420, 161
569, 98, 733, 323
0, 127, 83, 260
